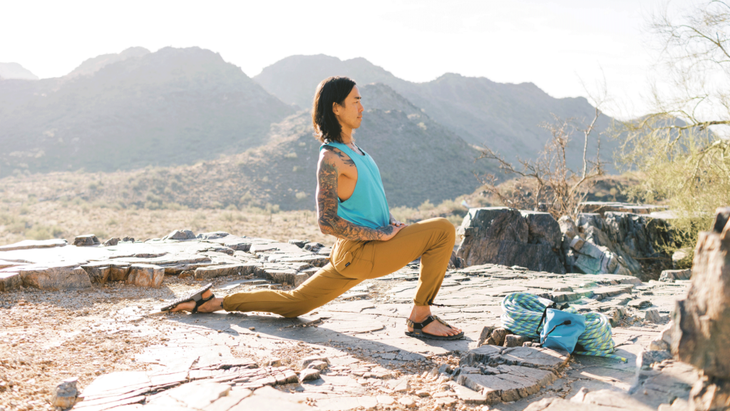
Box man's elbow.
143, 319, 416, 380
318, 219, 336, 236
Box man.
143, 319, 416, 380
166, 76, 463, 340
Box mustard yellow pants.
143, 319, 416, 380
222, 217, 456, 318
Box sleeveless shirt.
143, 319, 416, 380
320, 142, 390, 229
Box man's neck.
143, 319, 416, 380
340, 129, 353, 145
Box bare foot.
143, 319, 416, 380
407, 306, 462, 337
170, 290, 225, 313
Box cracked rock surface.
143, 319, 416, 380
0, 231, 696, 410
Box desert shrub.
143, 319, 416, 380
19, 205, 30, 215
8, 220, 27, 234
26, 224, 63, 240
0, 212, 15, 225
619, 124, 729, 252
191, 213, 207, 231
26, 225, 51, 240
295, 192, 308, 201
418, 200, 435, 212
614, 0, 730, 253
163, 202, 185, 210
390, 206, 418, 223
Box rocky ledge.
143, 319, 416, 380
0, 230, 331, 292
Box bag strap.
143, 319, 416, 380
536, 301, 556, 336
544, 319, 573, 339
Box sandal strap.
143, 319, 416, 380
432, 315, 455, 330
191, 293, 215, 314
406, 315, 436, 330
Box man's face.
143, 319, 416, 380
333, 86, 364, 131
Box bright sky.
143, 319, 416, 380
1, 0, 697, 119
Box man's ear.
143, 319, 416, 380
332, 101, 340, 116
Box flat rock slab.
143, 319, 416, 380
17, 264, 92, 290
630, 360, 698, 408
195, 263, 258, 280
75, 361, 303, 410
462, 345, 569, 372
525, 389, 657, 411
459, 364, 558, 404
145, 380, 231, 409
0, 259, 25, 269
0, 238, 68, 251
0, 233, 329, 291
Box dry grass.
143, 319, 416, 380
0, 199, 330, 247
0, 171, 640, 248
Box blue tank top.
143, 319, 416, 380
320, 142, 390, 229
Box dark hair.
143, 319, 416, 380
312, 76, 356, 143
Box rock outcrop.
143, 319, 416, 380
457, 206, 672, 279
672, 207, 730, 410
559, 212, 672, 279
456, 208, 565, 274
0, 230, 331, 291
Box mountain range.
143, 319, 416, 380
0, 47, 615, 208
0, 47, 293, 176
254, 55, 615, 172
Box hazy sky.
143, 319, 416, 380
1, 0, 697, 119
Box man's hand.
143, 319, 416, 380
378, 223, 407, 241
389, 214, 406, 228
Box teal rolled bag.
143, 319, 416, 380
536, 307, 586, 353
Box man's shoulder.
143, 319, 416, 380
318, 145, 355, 169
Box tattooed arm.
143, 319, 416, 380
317, 149, 404, 241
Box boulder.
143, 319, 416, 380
103, 237, 120, 246
109, 262, 131, 281
52, 378, 78, 408
127, 264, 164, 287
74, 234, 100, 246
521, 211, 562, 250
197, 231, 229, 240
0, 270, 22, 291
660, 269, 692, 282
81, 262, 112, 284
565, 211, 672, 279
163, 229, 196, 241
288, 239, 307, 248
672, 207, 730, 379
20, 264, 92, 290
456, 208, 564, 273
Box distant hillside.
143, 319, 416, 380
254, 55, 617, 172
0, 47, 294, 177
3, 84, 499, 210
0, 63, 38, 80
65, 47, 150, 78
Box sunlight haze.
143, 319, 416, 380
1, 0, 698, 118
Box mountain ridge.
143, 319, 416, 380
253, 54, 615, 172
0, 47, 294, 177
0, 62, 38, 80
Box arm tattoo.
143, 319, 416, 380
328, 147, 356, 167
317, 150, 392, 241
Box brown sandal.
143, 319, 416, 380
405, 315, 464, 340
